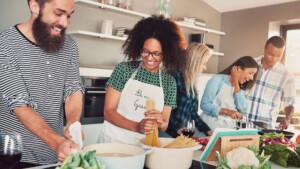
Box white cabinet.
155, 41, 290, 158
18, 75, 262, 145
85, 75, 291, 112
71, 0, 225, 56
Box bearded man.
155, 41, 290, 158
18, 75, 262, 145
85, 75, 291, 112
0, 0, 84, 167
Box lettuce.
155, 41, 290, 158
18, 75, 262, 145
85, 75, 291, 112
260, 134, 300, 167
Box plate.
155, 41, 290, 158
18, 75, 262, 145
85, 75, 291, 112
258, 129, 294, 139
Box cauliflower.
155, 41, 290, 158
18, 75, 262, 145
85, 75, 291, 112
226, 147, 259, 169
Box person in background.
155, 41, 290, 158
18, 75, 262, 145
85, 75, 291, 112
166, 43, 213, 138
200, 56, 259, 130
246, 36, 295, 129
0, 0, 84, 166
98, 15, 186, 145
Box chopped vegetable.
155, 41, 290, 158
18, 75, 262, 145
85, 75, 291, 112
193, 137, 209, 146
56, 150, 105, 169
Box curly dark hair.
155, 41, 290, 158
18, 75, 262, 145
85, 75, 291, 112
122, 15, 187, 73
219, 56, 259, 90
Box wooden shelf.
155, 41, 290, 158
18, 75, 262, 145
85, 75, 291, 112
74, 0, 225, 36
68, 30, 127, 41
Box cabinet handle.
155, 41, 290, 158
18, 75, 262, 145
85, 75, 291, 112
86, 91, 106, 94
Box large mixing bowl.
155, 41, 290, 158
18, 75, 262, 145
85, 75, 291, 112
140, 138, 202, 169
83, 143, 153, 169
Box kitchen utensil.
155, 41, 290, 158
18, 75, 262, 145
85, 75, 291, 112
0, 130, 22, 169
258, 129, 294, 139
140, 137, 202, 169
251, 121, 269, 129
83, 143, 153, 169
100, 20, 113, 35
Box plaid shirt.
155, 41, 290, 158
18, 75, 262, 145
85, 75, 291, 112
246, 56, 295, 126
166, 72, 211, 137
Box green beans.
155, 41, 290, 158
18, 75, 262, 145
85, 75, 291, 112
56, 150, 105, 169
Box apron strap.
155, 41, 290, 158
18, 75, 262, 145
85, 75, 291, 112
130, 61, 163, 88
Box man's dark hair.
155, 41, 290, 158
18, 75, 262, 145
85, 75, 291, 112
265, 36, 285, 48
122, 15, 187, 73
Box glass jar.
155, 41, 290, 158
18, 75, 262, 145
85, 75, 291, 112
116, 0, 126, 9
155, 0, 166, 16
99, 0, 115, 6
125, 0, 133, 10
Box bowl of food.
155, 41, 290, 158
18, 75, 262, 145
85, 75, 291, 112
140, 136, 202, 169
83, 143, 153, 169
258, 129, 294, 139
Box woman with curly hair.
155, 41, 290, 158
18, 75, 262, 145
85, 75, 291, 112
98, 15, 186, 145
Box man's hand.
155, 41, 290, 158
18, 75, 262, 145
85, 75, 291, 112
56, 139, 79, 162
279, 106, 295, 129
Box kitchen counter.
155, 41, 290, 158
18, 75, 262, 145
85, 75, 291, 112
24, 128, 300, 169
193, 147, 299, 169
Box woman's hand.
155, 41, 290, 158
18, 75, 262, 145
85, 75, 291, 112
137, 118, 156, 134
137, 109, 163, 134
231, 66, 241, 93
230, 110, 243, 119
221, 108, 242, 119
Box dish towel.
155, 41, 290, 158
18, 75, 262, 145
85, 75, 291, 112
69, 121, 83, 153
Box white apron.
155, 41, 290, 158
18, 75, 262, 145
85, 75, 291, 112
200, 81, 236, 130
98, 63, 164, 145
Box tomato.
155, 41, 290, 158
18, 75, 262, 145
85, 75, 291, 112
194, 137, 209, 146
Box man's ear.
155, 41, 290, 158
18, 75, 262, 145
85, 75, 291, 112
29, 0, 40, 17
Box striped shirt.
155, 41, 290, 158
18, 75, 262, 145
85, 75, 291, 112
246, 56, 295, 127
0, 26, 84, 164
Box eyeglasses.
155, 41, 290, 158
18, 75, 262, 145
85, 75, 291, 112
140, 48, 163, 61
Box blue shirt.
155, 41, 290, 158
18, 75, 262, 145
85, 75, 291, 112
166, 72, 211, 137
200, 74, 247, 116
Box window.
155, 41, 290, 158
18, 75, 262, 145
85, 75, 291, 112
281, 24, 300, 119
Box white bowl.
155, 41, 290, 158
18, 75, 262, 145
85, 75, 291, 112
83, 143, 153, 169
140, 138, 202, 169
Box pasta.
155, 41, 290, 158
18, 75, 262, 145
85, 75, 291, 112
164, 134, 198, 148
144, 99, 160, 147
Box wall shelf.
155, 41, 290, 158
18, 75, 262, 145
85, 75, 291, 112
212, 51, 224, 56
68, 30, 127, 41
74, 0, 150, 18
74, 0, 226, 36
68, 30, 224, 56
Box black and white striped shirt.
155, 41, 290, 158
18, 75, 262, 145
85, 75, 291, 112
0, 26, 84, 164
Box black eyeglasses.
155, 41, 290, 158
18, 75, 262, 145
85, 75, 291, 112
140, 48, 163, 61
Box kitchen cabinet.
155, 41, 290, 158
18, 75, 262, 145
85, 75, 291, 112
71, 0, 225, 56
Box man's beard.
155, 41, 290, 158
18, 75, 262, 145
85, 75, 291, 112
32, 13, 66, 53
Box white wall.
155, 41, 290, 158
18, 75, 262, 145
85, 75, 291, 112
0, 0, 222, 145
0, 0, 223, 74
